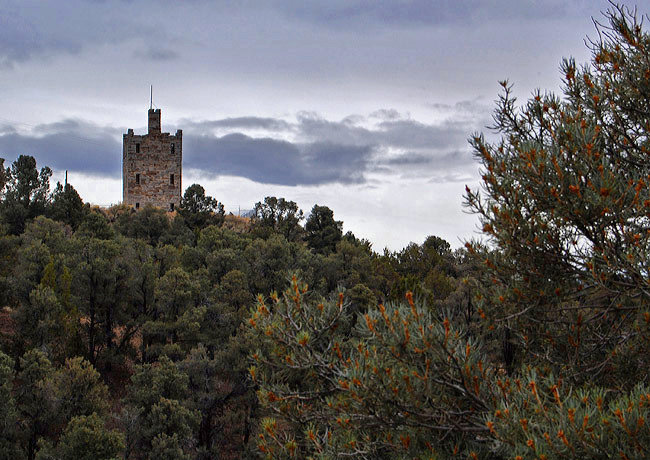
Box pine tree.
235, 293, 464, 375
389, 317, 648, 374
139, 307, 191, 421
464, 4, 650, 457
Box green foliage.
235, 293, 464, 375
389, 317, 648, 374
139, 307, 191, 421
54, 357, 110, 421
465, 4, 650, 384
179, 184, 225, 231
37, 413, 124, 460
160, 214, 195, 247
248, 278, 492, 458
13, 285, 64, 352
487, 369, 650, 459
0, 155, 52, 235
0, 350, 20, 460
0, 158, 6, 195
48, 182, 87, 230
461, 4, 650, 457
77, 209, 114, 240
149, 433, 192, 460
305, 204, 342, 255
115, 204, 170, 246
15, 350, 57, 459
252, 196, 304, 241
73, 237, 132, 367
123, 356, 199, 458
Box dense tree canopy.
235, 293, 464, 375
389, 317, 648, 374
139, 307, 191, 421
0, 152, 459, 458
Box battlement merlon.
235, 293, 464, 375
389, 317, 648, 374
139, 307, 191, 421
148, 108, 161, 134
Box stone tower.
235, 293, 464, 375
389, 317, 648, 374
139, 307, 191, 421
123, 109, 182, 211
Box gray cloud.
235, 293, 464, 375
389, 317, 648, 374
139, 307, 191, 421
295, 111, 486, 151
0, 120, 122, 176
0, 7, 78, 66
0, 0, 168, 67
184, 133, 372, 186
134, 47, 179, 61
273, 0, 593, 28
184, 117, 293, 132
0, 108, 482, 187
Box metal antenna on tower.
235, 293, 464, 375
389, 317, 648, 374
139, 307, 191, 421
150, 85, 153, 110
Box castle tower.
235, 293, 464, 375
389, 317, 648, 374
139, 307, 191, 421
123, 109, 182, 211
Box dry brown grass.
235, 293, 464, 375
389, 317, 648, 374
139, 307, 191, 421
223, 214, 251, 233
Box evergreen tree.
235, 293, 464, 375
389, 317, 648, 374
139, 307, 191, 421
305, 204, 342, 255
463, 4, 650, 457
0, 155, 51, 234
0, 158, 6, 196
0, 351, 20, 460
48, 181, 87, 230
122, 356, 199, 459
36, 413, 124, 460
252, 196, 304, 241
179, 184, 225, 231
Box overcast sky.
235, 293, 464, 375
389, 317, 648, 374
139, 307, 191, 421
0, 0, 641, 250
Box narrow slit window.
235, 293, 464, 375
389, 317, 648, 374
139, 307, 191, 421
135, 173, 140, 185
171, 143, 175, 154
170, 203, 174, 211
135, 143, 140, 153
135, 202, 140, 209
170, 174, 174, 185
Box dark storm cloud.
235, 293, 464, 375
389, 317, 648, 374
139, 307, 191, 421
184, 133, 372, 186
0, 120, 122, 176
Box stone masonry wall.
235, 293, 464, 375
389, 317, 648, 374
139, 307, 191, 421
123, 109, 182, 210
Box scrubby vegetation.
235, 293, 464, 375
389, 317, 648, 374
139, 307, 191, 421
0, 153, 462, 459
0, 5, 648, 459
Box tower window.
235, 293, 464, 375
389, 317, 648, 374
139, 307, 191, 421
170, 174, 174, 185
170, 203, 175, 211
135, 143, 140, 153
135, 173, 140, 185
171, 143, 175, 154
135, 202, 140, 209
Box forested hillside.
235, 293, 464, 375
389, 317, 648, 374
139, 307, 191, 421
0, 153, 464, 459
1, 5, 649, 460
